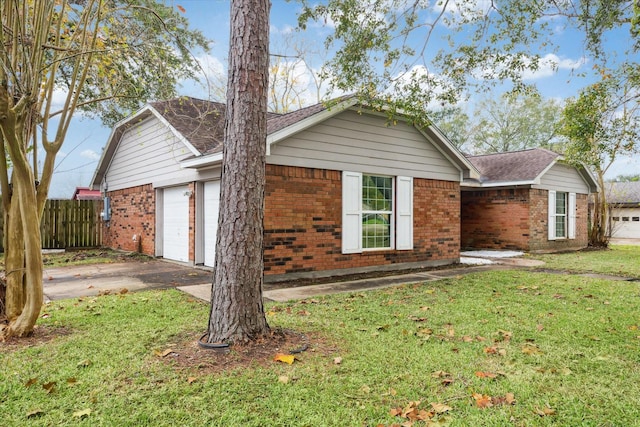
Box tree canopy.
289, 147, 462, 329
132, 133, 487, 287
299, 0, 639, 126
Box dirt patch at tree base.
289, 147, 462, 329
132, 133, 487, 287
160, 328, 337, 375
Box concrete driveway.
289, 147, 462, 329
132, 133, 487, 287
43, 260, 212, 301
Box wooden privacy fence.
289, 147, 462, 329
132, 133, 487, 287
0, 199, 103, 251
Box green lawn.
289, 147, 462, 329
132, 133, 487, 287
2, 263, 640, 426
530, 244, 640, 278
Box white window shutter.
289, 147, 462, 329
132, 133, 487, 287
568, 192, 576, 239
548, 190, 556, 240
396, 176, 413, 250
342, 171, 362, 254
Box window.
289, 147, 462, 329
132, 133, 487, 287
633, 217, 640, 222
555, 192, 567, 238
612, 217, 620, 221
342, 172, 413, 253
362, 175, 393, 249
622, 217, 630, 221
548, 191, 576, 240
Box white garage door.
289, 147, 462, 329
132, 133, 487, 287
611, 208, 640, 239
162, 186, 190, 262
203, 181, 221, 267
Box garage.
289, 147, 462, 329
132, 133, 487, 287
203, 181, 221, 267
610, 208, 640, 239
162, 186, 190, 262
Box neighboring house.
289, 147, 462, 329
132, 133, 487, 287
91, 96, 478, 280
461, 148, 598, 252
72, 187, 102, 200
607, 181, 640, 239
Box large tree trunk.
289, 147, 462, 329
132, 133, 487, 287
205, 0, 270, 344
589, 169, 609, 247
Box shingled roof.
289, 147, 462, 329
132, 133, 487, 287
149, 96, 340, 156
606, 181, 640, 205
466, 148, 560, 184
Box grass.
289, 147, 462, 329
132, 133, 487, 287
530, 244, 640, 278
2, 257, 640, 425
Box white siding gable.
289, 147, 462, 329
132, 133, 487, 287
105, 116, 202, 191
268, 110, 461, 182
535, 163, 591, 194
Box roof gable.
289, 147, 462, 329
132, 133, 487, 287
467, 148, 559, 184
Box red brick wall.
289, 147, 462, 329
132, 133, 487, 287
103, 184, 155, 255
263, 165, 460, 276
529, 189, 589, 252
461, 188, 589, 252
461, 188, 531, 250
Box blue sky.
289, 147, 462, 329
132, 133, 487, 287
47, 0, 639, 198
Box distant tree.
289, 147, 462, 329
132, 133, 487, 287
429, 107, 471, 151
612, 174, 640, 182
432, 91, 564, 154
560, 70, 640, 246
468, 92, 564, 154
0, 0, 207, 337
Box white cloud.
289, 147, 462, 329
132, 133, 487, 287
522, 53, 586, 80
80, 149, 100, 161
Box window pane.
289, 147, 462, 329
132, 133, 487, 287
362, 176, 392, 211
362, 213, 391, 248
555, 192, 566, 215
555, 215, 566, 238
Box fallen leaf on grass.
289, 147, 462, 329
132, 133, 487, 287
42, 381, 56, 394
66, 377, 78, 385
77, 359, 92, 367
475, 371, 497, 379
472, 393, 493, 408
25, 378, 38, 388
534, 406, 556, 416
472, 392, 515, 408
431, 402, 452, 413
72, 408, 91, 418
483, 346, 506, 356
521, 343, 543, 355
187, 377, 197, 384
26, 409, 45, 418
273, 353, 295, 364
155, 348, 176, 358
278, 375, 289, 384
333, 357, 343, 365
390, 400, 435, 422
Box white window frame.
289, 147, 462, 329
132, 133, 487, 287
342, 171, 413, 254
548, 190, 576, 240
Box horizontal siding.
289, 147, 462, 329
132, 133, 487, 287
105, 117, 200, 191
534, 163, 590, 194
268, 110, 461, 181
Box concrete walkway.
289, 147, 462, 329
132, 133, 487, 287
42, 253, 533, 303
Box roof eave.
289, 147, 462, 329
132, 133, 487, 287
180, 152, 223, 169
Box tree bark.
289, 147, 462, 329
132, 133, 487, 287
205, 0, 270, 344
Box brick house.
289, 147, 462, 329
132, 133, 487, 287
461, 148, 598, 252
91, 96, 478, 280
